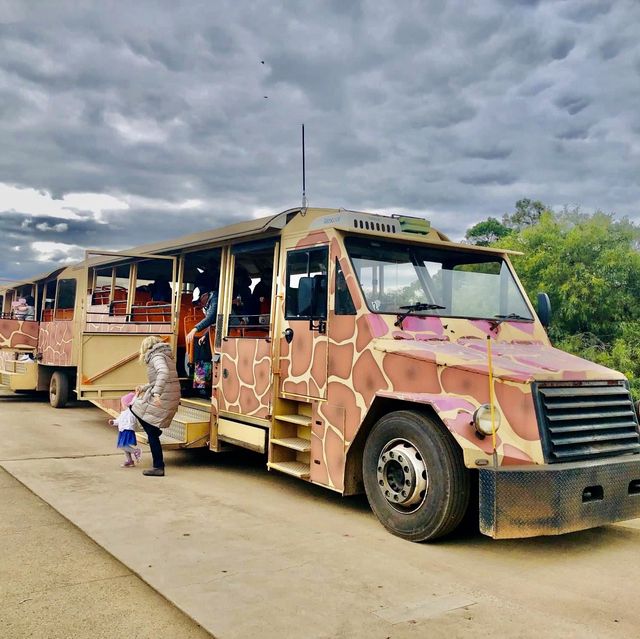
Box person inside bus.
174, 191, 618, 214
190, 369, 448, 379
194, 258, 218, 297
252, 277, 271, 316
186, 275, 218, 395
149, 279, 172, 303
12, 298, 29, 320
22, 295, 36, 320
230, 265, 257, 326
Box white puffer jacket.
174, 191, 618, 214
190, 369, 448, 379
131, 342, 181, 429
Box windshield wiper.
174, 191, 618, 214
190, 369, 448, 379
489, 313, 533, 330
395, 302, 446, 327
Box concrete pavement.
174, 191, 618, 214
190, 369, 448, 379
2, 388, 640, 638
0, 464, 212, 639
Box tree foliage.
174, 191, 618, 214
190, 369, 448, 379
466, 202, 640, 397
465, 217, 511, 246
503, 198, 547, 230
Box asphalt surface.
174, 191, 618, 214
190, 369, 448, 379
2, 388, 640, 638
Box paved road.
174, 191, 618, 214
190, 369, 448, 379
1, 388, 640, 638
0, 466, 212, 639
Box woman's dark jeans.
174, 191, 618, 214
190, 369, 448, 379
130, 408, 164, 469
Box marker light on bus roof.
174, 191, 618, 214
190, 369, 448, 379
394, 215, 431, 235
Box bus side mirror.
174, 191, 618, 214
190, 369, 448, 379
537, 293, 551, 328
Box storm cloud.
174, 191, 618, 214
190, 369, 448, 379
1, 0, 639, 279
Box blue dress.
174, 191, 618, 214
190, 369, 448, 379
117, 429, 137, 448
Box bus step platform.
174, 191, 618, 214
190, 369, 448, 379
267, 461, 310, 479
137, 400, 211, 449
270, 437, 311, 452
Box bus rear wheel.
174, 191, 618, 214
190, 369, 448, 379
363, 410, 470, 542
49, 371, 69, 408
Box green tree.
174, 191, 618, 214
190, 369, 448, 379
503, 198, 547, 230
466, 201, 640, 397
497, 210, 640, 341
465, 217, 511, 246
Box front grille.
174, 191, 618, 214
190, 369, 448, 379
534, 382, 640, 463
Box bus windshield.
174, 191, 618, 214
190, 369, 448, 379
345, 236, 533, 321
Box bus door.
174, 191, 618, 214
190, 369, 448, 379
216, 239, 279, 422
77, 251, 177, 409
279, 243, 329, 400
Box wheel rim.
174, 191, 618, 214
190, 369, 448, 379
50, 379, 57, 402
376, 438, 428, 513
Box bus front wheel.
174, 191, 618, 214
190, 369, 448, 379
49, 371, 69, 408
362, 410, 470, 542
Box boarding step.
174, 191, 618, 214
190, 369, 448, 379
137, 402, 211, 449
268, 461, 310, 479
271, 437, 311, 452
179, 397, 211, 413
274, 413, 312, 427
137, 430, 191, 450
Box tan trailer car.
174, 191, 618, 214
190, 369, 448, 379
2, 207, 640, 541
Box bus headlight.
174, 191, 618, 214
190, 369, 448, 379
473, 404, 501, 436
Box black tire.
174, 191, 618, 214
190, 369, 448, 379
49, 371, 69, 408
363, 410, 470, 542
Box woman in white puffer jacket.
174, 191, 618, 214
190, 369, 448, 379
131, 336, 181, 476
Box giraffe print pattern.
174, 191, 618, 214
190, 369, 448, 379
280, 231, 624, 493
0, 319, 39, 349
218, 337, 272, 419
38, 321, 74, 366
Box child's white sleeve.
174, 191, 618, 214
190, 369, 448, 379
120, 410, 138, 430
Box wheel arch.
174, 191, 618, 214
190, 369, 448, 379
343, 395, 458, 495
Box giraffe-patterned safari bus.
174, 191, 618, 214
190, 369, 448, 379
2, 207, 640, 541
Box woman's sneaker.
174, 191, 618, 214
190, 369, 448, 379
142, 468, 165, 476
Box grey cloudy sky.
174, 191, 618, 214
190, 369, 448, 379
1, 0, 639, 280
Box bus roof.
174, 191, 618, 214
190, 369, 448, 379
0, 267, 66, 294
1, 206, 521, 288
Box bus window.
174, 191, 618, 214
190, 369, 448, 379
285, 247, 328, 320
132, 258, 173, 323
335, 259, 356, 315
228, 241, 276, 337
55, 279, 77, 320
345, 236, 533, 321
112, 264, 131, 316
42, 281, 57, 321
93, 267, 113, 304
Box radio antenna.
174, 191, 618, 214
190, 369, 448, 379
301, 123, 307, 212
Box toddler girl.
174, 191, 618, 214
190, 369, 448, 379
108, 391, 142, 467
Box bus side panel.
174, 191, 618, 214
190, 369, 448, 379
38, 321, 73, 366
78, 334, 159, 400
0, 319, 39, 349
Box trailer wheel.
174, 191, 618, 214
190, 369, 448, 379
363, 410, 470, 542
49, 371, 69, 408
